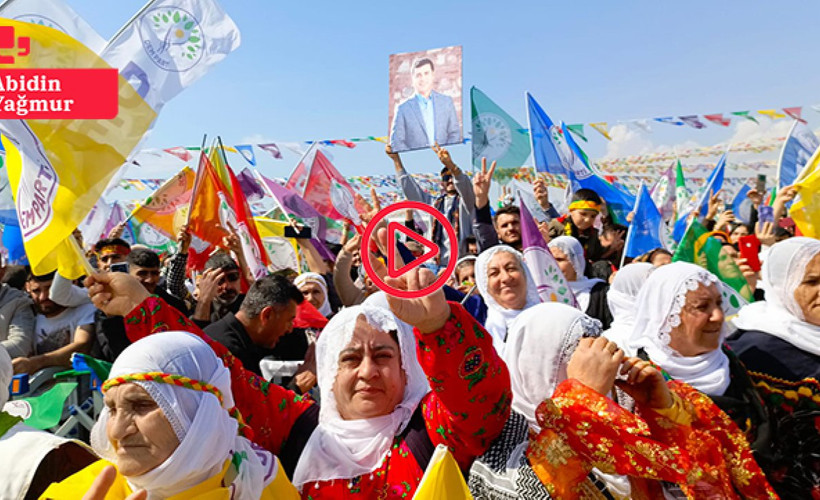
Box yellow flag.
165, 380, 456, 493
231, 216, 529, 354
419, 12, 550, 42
254, 217, 300, 272
412, 445, 473, 500
589, 122, 612, 141
0, 20, 155, 278
131, 167, 196, 237
758, 109, 786, 120
790, 163, 820, 238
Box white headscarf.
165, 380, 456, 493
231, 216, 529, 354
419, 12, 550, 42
295, 272, 332, 317
91, 332, 277, 500
0, 346, 11, 408
627, 262, 731, 395
503, 303, 602, 432
734, 237, 820, 356
475, 245, 541, 354
604, 263, 655, 347
292, 304, 430, 490
548, 236, 604, 311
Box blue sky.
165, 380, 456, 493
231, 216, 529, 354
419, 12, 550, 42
67, 0, 820, 183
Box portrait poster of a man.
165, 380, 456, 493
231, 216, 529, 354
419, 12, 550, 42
388, 46, 463, 153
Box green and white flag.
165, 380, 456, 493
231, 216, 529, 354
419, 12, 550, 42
471, 86, 531, 169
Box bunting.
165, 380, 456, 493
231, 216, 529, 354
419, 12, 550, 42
589, 122, 611, 140
758, 109, 786, 120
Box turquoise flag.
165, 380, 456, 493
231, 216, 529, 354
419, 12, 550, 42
471, 86, 531, 168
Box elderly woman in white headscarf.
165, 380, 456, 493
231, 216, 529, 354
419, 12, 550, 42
88, 263, 511, 499
603, 262, 654, 347
730, 237, 820, 381
475, 245, 541, 354
548, 236, 613, 329
41, 332, 298, 499
294, 272, 333, 318
625, 262, 779, 472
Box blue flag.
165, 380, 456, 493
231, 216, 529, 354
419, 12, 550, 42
561, 123, 636, 224
777, 121, 819, 189
732, 184, 753, 225
673, 154, 726, 241
526, 92, 567, 176
625, 183, 665, 258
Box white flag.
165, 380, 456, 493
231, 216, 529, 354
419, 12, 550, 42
0, 0, 106, 53
101, 0, 241, 112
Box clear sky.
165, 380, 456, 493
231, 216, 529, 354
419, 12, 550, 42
67, 0, 820, 183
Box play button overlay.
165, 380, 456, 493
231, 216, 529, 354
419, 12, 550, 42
387, 222, 439, 278
361, 200, 458, 299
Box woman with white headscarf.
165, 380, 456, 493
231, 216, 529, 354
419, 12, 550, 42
42, 332, 298, 499
729, 237, 820, 497
548, 236, 613, 329
294, 272, 333, 318
88, 265, 511, 498
625, 263, 781, 485
475, 245, 541, 354
603, 262, 654, 347
0, 346, 97, 499
730, 237, 820, 380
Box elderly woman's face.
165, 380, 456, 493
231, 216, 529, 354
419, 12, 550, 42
794, 253, 820, 326
333, 316, 406, 420
550, 247, 577, 282
487, 251, 528, 310
299, 282, 326, 310
668, 283, 724, 356
105, 383, 179, 477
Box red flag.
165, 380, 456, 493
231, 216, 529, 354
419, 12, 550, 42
783, 106, 807, 123
294, 300, 328, 330
703, 114, 731, 127
225, 164, 271, 277
302, 150, 368, 223
164, 147, 193, 162
329, 139, 356, 148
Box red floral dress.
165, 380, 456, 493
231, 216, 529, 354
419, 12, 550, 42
123, 296, 511, 499
526, 379, 778, 499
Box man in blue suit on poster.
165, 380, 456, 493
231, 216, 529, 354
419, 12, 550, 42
390, 57, 461, 152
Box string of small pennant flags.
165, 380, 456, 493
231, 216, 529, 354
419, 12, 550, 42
136, 104, 817, 167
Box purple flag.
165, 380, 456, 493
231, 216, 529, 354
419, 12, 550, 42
255, 171, 335, 262
258, 143, 283, 159
520, 199, 578, 308
679, 115, 706, 129
237, 168, 268, 203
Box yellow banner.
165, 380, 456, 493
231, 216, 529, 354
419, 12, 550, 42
0, 19, 155, 278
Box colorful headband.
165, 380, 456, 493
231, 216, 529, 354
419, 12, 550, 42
98, 245, 131, 257
568, 200, 601, 212
102, 371, 224, 406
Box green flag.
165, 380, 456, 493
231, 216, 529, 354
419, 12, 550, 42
672, 219, 754, 302
674, 159, 690, 218
471, 86, 531, 169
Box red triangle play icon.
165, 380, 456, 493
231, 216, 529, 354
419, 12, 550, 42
387, 221, 439, 278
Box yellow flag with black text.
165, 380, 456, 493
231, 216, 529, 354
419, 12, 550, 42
0, 19, 155, 278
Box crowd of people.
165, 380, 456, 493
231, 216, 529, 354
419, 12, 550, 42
0, 144, 818, 499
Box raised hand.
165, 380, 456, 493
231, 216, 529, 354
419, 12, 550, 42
566, 337, 624, 395
82, 465, 147, 500
706, 189, 724, 220
533, 177, 551, 210
615, 357, 673, 409
176, 224, 192, 254
746, 188, 763, 208
473, 157, 497, 209
360, 187, 383, 226
714, 209, 735, 232
432, 142, 457, 173
85, 272, 151, 317
755, 220, 776, 247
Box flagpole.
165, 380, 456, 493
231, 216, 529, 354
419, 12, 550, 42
103, 0, 156, 50
184, 134, 209, 227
